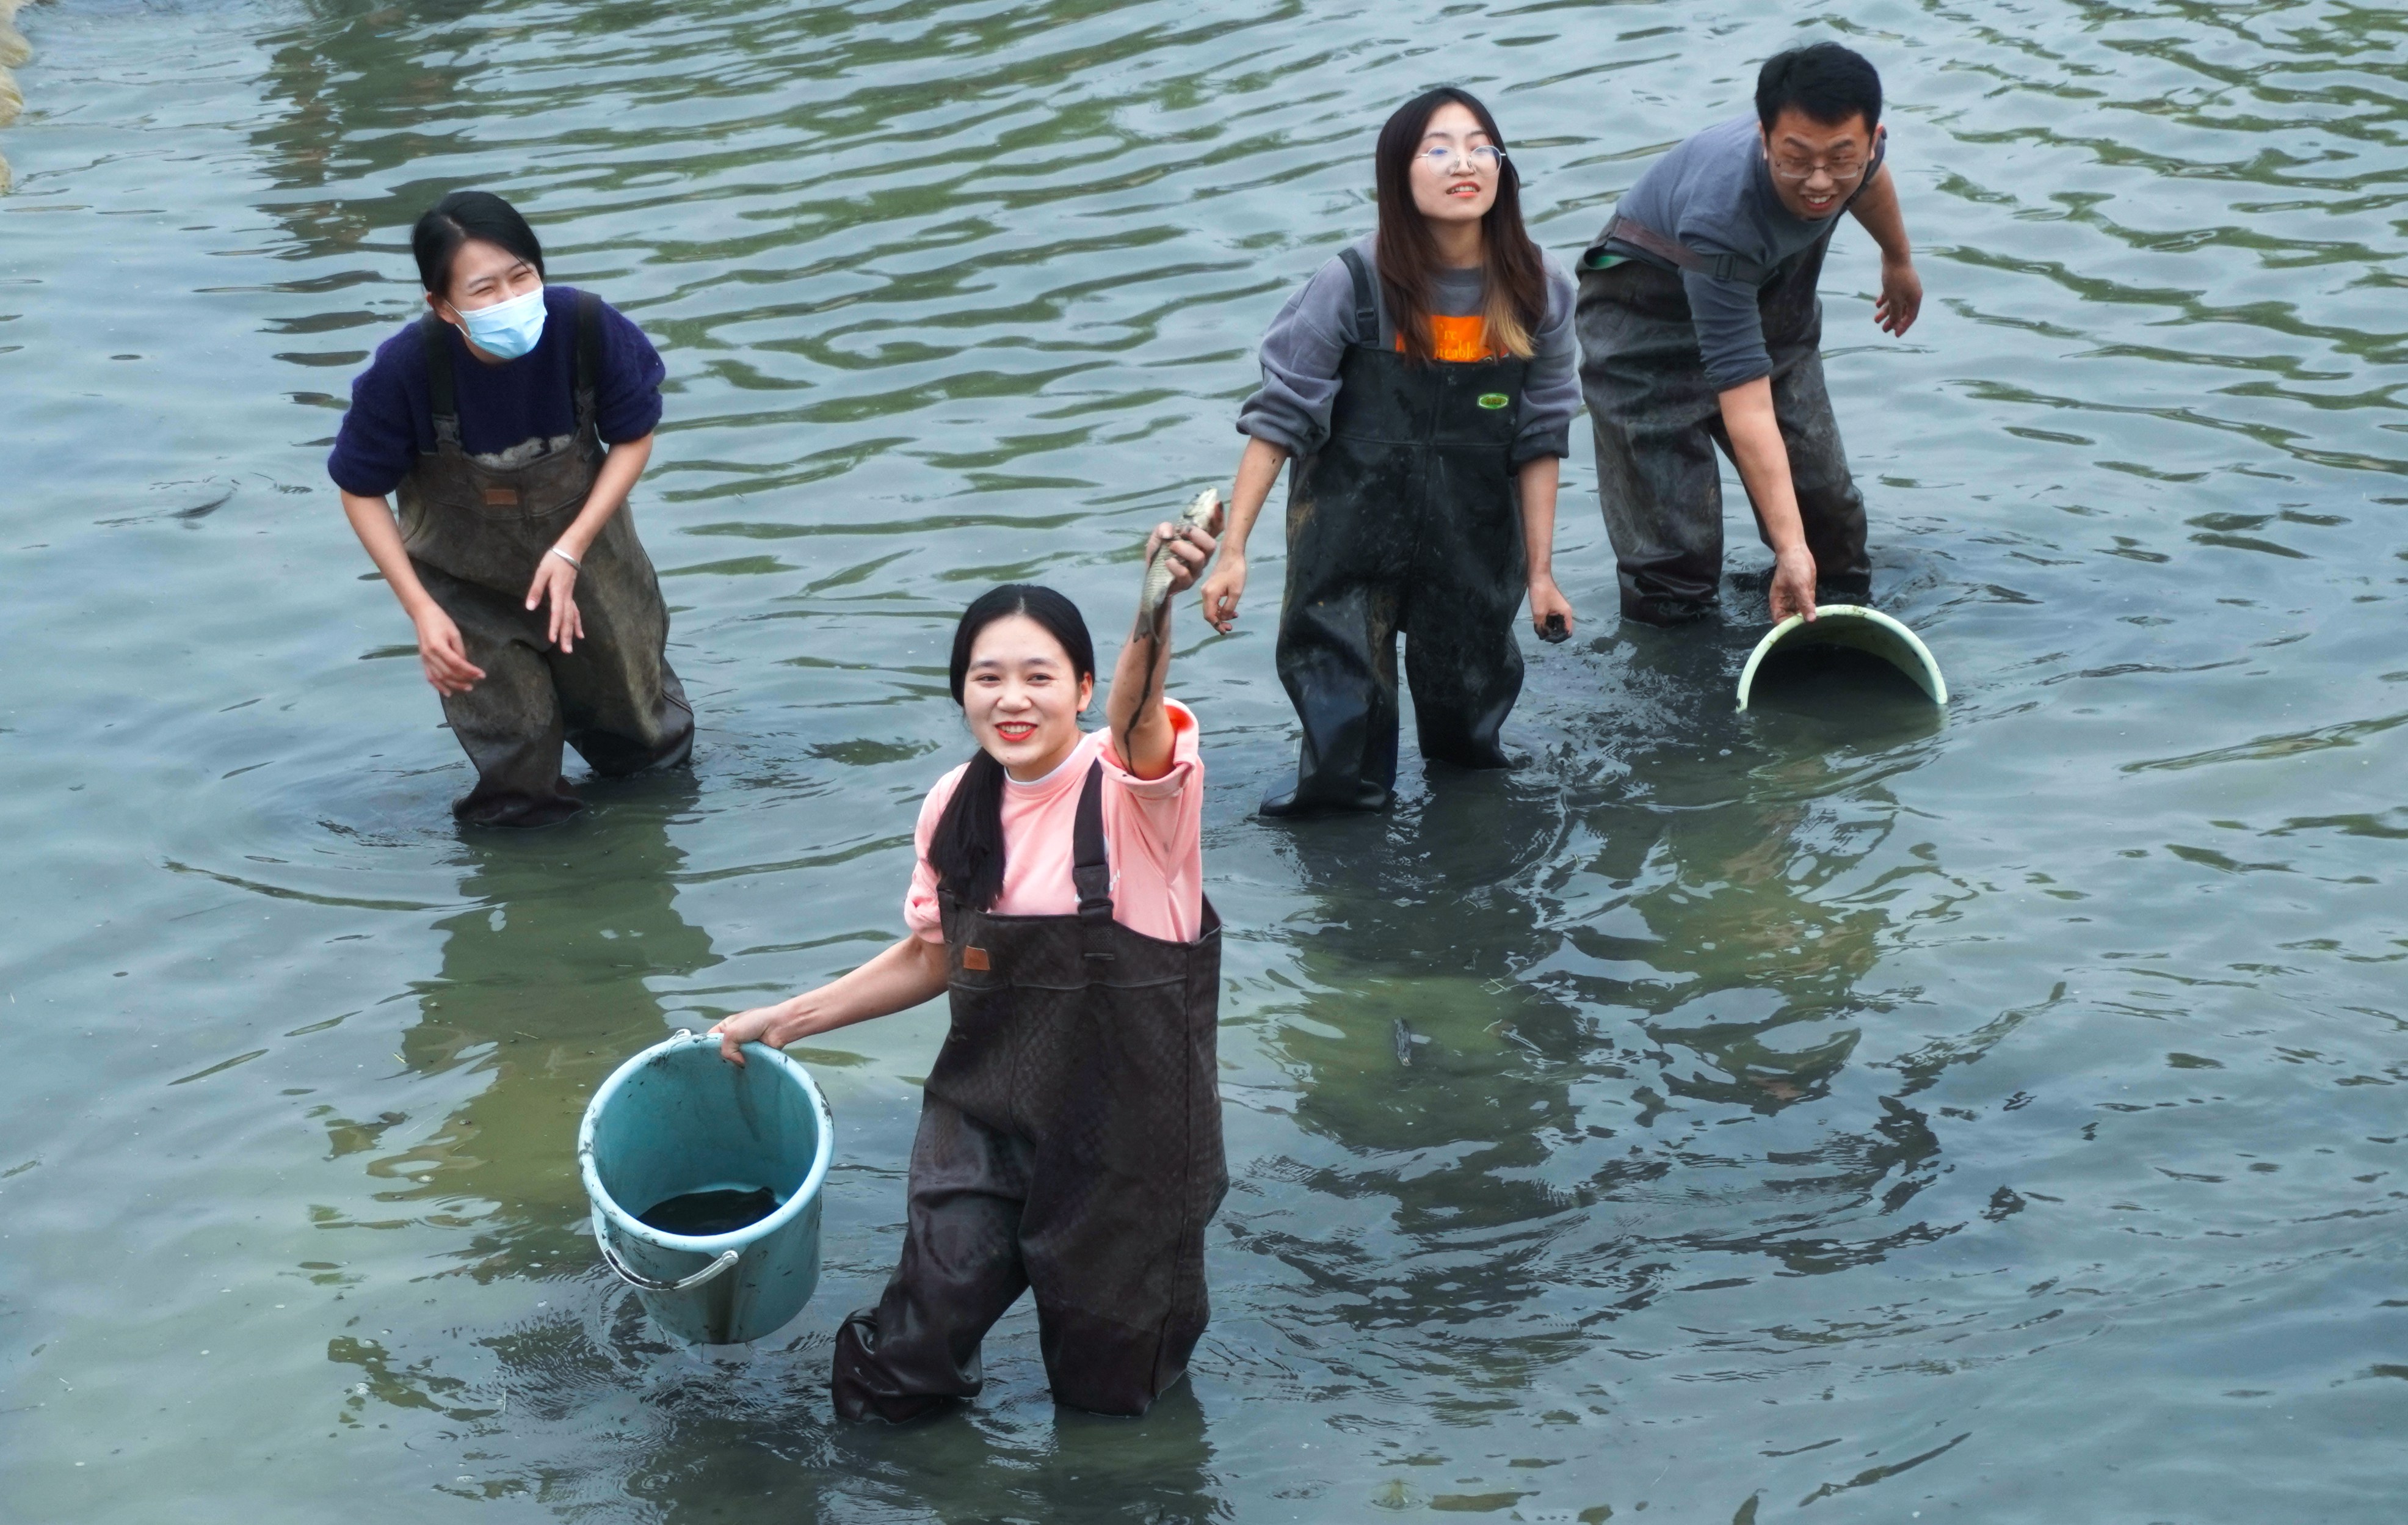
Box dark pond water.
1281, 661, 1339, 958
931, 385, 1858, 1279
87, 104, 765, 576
5, 1, 2407, 1520
637, 1188, 780, 1240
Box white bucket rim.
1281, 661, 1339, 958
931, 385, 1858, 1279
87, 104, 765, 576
576, 1030, 835, 1253
1735, 602, 1948, 712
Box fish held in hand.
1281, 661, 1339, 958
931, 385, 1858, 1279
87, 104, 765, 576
1139, 488, 1220, 624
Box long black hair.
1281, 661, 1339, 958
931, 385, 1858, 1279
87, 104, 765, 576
929, 584, 1097, 911
412, 190, 545, 301
1372, 86, 1547, 363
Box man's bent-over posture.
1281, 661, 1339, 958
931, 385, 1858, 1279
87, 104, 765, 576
1577, 42, 1922, 625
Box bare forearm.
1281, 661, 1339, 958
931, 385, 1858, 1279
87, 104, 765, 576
340, 491, 441, 618
1108, 601, 1178, 780
1198, 439, 1285, 633
556, 433, 653, 559
1717, 379, 1807, 555
757, 935, 949, 1047
1517, 456, 1561, 581
1222, 436, 1289, 559
1849, 166, 1912, 261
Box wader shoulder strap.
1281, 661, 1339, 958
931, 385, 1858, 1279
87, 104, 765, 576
1335, 245, 1379, 348
418, 314, 460, 454
1072, 760, 1115, 959
1598, 212, 1771, 287
573, 288, 601, 429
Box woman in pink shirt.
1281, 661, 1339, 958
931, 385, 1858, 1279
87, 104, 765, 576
713, 508, 1225, 1421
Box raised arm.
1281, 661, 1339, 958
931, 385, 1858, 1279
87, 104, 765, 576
1111, 507, 1222, 779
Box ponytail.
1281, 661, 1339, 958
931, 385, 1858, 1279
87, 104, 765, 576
928, 584, 1096, 910
931, 751, 1012, 910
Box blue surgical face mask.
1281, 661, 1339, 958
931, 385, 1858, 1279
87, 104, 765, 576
453, 283, 548, 360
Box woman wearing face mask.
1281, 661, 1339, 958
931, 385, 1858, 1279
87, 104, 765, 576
1197, 86, 1580, 817
328, 189, 691, 826
709, 508, 1224, 1421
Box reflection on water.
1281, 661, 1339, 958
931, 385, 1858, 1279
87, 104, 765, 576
392, 779, 718, 1279
6, 0, 2408, 1519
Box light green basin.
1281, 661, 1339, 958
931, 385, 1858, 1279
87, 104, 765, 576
1735, 603, 1948, 712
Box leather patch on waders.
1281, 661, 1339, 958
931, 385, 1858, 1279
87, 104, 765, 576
960, 946, 990, 971
482, 487, 520, 508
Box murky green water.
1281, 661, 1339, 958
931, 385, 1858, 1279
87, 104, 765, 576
7, 1, 2408, 1519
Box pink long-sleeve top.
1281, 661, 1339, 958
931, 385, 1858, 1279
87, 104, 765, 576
904, 699, 1206, 946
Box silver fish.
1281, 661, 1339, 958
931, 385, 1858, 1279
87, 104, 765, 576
1139, 487, 1220, 624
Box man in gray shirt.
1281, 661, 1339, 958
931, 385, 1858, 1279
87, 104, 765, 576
1576, 42, 1923, 625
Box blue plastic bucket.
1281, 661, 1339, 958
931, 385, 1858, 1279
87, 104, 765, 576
578, 1030, 834, 1345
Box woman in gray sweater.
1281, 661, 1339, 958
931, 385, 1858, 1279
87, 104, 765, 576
1199, 87, 1579, 817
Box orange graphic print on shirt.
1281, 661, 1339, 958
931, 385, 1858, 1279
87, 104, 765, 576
1397, 313, 1499, 363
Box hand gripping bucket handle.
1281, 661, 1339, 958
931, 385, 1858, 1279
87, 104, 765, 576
598, 1238, 739, 1294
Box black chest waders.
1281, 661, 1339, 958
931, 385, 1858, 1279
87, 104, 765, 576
397, 293, 693, 826
1266, 246, 1530, 817
832, 763, 1227, 1421
1573, 213, 1871, 626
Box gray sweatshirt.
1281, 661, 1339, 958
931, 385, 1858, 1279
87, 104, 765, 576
1237, 235, 1579, 465
1601, 114, 1887, 391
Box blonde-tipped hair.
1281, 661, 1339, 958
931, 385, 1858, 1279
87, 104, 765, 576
1373, 86, 1548, 366
1481, 280, 1537, 360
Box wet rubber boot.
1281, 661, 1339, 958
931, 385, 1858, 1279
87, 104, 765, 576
1265, 575, 1404, 817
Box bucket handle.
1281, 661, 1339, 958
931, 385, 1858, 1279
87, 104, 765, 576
598, 1236, 741, 1294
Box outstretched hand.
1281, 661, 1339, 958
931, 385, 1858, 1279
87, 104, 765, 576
1874, 255, 1922, 337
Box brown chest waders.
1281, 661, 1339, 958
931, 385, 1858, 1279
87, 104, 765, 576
397, 293, 692, 826
832, 763, 1226, 1421
1266, 246, 1530, 817
1575, 215, 1872, 626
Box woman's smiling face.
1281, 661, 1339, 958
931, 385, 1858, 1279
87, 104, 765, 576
432, 236, 541, 318
1408, 101, 1500, 228
962, 613, 1093, 781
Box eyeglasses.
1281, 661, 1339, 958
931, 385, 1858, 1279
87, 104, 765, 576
1418, 145, 1508, 175
1767, 151, 1867, 184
